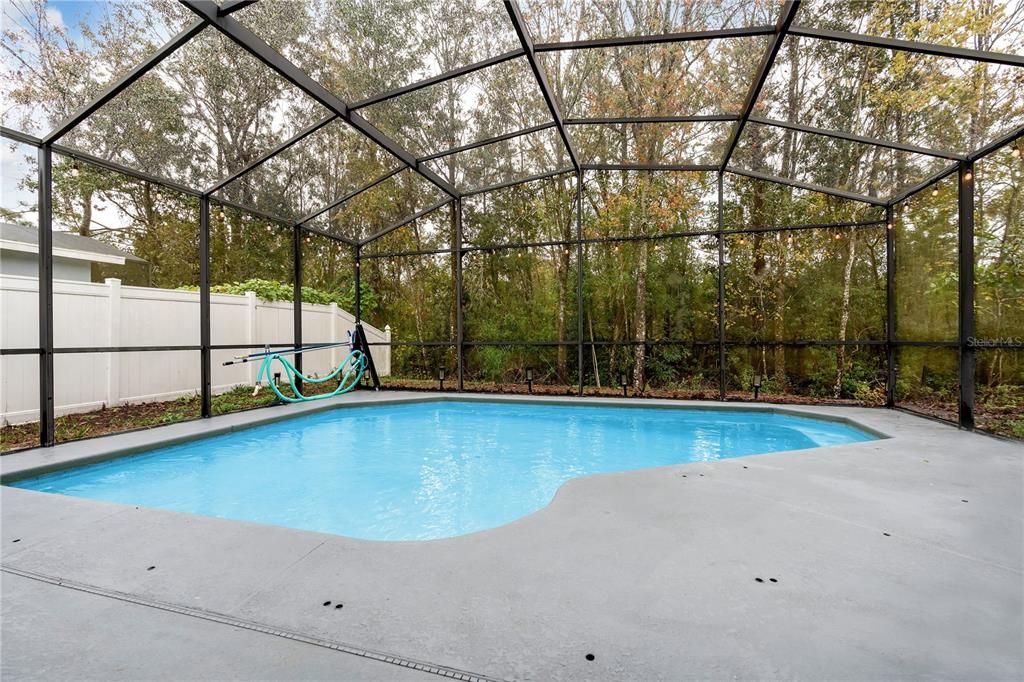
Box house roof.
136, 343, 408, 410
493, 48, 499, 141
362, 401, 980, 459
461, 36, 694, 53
0, 222, 148, 265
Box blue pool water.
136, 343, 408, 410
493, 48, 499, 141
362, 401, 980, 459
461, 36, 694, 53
10, 401, 876, 541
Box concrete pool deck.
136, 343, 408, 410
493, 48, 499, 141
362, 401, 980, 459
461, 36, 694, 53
1, 392, 1021, 680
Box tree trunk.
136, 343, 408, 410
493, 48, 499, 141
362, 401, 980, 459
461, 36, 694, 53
632, 240, 648, 392
834, 233, 857, 398
77, 187, 94, 236
773, 235, 787, 386
556, 243, 569, 383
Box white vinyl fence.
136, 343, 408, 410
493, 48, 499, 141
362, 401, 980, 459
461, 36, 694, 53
0, 275, 390, 425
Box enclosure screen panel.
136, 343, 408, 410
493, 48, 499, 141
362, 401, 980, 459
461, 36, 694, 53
1, 141, 39, 349
974, 149, 1024, 340
895, 346, 959, 421
463, 174, 578, 248
59, 26, 329, 193
726, 344, 886, 403
209, 206, 294, 348
582, 343, 719, 396
464, 344, 578, 392
538, 37, 769, 119
583, 237, 718, 343
359, 252, 454, 344
731, 122, 951, 200
894, 174, 958, 342
975, 349, 1024, 439
318, 169, 445, 243
234, 0, 521, 104
723, 228, 886, 343
758, 35, 1024, 158
215, 120, 400, 222
463, 244, 579, 344
361, 208, 452, 256
792, 1, 1024, 58
425, 127, 569, 193
358, 58, 551, 159
1, 0, 195, 137
572, 122, 731, 167
521, 0, 780, 44
53, 350, 201, 443
722, 174, 884, 229
582, 171, 717, 239
49, 164, 202, 348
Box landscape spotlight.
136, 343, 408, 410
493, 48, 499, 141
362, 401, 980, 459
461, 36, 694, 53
752, 374, 762, 400
526, 367, 534, 394
438, 367, 446, 391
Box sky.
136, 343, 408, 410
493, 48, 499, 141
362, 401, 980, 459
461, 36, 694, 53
2, 0, 148, 232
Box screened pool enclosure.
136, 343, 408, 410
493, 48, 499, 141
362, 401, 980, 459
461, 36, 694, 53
1, 0, 1022, 447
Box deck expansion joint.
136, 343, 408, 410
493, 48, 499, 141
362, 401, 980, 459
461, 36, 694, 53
1, 564, 501, 682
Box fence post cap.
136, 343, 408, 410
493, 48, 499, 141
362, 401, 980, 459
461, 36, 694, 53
104, 277, 121, 285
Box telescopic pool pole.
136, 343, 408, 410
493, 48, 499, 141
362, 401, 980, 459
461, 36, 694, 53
221, 341, 352, 366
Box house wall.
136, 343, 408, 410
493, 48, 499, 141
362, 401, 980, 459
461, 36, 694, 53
1, 275, 391, 425
0, 250, 91, 281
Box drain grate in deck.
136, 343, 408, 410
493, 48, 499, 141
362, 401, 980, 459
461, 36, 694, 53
2, 564, 500, 682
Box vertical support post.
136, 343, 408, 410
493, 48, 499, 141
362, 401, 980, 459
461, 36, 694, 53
353, 243, 361, 322
717, 171, 726, 400
353, 242, 361, 389
37, 145, 55, 446
576, 170, 585, 397
957, 161, 975, 430
199, 196, 212, 417
454, 199, 465, 391
293, 225, 303, 384
885, 204, 896, 408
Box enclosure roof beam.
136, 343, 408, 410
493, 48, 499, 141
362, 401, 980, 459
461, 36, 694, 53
4, 126, 203, 198
533, 25, 775, 51
50, 144, 203, 198
461, 167, 575, 197
886, 161, 959, 205
295, 167, 404, 226
359, 198, 454, 246
968, 122, 1024, 162
418, 122, 557, 162
565, 115, 739, 125
789, 26, 1024, 68
1, 126, 42, 147
211, 197, 294, 225
180, 1, 459, 199
504, 0, 581, 172
582, 163, 718, 172
718, 0, 800, 173
217, 0, 257, 16
725, 166, 887, 206
1, 128, 301, 222
205, 113, 338, 195
350, 49, 526, 111
43, 19, 208, 144
749, 116, 966, 160
299, 223, 357, 246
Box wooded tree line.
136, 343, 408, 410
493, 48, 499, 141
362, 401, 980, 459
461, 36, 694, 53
1, 0, 1020, 430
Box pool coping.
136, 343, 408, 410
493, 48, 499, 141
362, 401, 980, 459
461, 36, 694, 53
0, 391, 895, 483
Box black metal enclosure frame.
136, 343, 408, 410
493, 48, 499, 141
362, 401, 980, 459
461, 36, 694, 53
2, 0, 1022, 447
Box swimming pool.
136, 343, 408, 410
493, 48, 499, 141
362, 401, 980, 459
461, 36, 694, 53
9, 400, 877, 541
